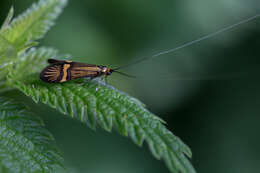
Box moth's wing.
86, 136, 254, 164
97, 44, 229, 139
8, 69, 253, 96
70, 69, 100, 80
70, 62, 101, 79
40, 64, 62, 83
71, 62, 99, 67
67, 62, 101, 80
48, 59, 66, 64
41, 60, 104, 82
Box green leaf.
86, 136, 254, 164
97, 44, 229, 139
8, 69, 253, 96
0, 6, 14, 32
7, 47, 196, 173
0, 35, 17, 80
1, 0, 67, 51
0, 96, 63, 173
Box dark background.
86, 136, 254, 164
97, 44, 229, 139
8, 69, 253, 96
1, 0, 260, 173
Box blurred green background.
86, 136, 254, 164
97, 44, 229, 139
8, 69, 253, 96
1, 0, 260, 172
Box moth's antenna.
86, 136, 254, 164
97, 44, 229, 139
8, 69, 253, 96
112, 70, 137, 78
114, 14, 260, 70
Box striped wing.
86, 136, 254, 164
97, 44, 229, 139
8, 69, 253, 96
40, 64, 62, 83
70, 65, 102, 80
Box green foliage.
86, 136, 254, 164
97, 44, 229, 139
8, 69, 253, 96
1, 0, 67, 52
0, 6, 14, 32
0, 0, 67, 81
0, 0, 67, 172
0, 35, 16, 80
0, 0, 196, 173
0, 97, 63, 172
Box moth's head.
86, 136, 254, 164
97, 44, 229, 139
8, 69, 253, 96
106, 69, 113, 75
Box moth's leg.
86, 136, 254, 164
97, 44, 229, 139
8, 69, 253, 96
76, 77, 92, 86
95, 75, 106, 91
104, 76, 108, 84
89, 76, 95, 80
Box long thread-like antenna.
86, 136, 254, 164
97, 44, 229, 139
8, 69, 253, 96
113, 70, 137, 78
113, 14, 260, 70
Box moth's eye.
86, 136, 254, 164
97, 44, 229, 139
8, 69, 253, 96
107, 71, 112, 75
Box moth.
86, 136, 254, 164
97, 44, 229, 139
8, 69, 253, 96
40, 14, 260, 83
40, 59, 130, 83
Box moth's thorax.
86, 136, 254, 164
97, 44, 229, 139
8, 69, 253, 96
101, 67, 108, 73
100, 67, 112, 75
